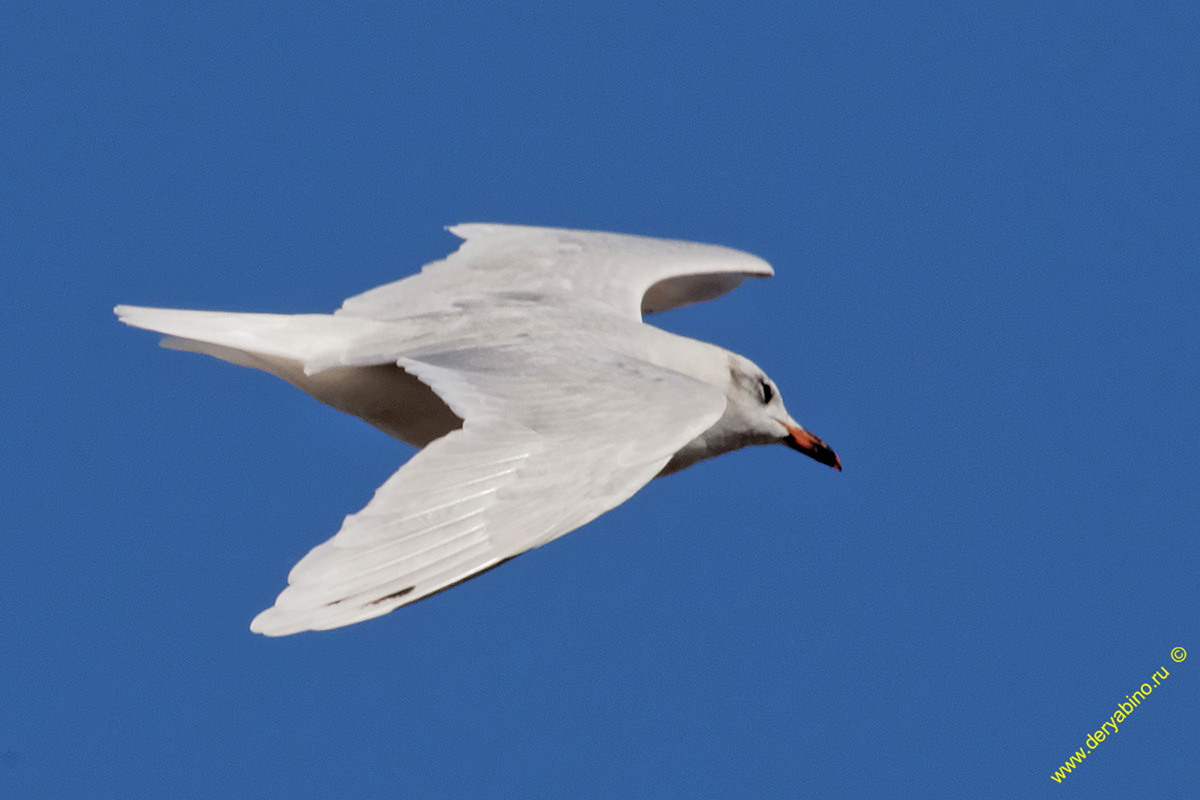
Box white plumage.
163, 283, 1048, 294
116, 224, 839, 636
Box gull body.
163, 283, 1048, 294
116, 224, 839, 635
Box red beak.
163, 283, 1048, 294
782, 422, 842, 471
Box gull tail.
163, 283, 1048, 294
114, 305, 464, 448
113, 305, 394, 374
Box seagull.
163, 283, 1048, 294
116, 224, 840, 636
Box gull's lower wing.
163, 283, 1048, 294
249, 344, 726, 636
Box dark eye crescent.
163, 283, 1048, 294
760, 379, 774, 405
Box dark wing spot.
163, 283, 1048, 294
494, 290, 546, 303
367, 586, 416, 606
326, 557, 521, 612
404, 555, 521, 607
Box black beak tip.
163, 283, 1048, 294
814, 445, 843, 472
784, 431, 842, 472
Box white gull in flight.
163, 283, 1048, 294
115, 224, 840, 636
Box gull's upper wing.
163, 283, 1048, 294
335, 224, 773, 323
249, 342, 726, 636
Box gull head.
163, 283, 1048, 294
660, 350, 841, 476
724, 353, 841, 471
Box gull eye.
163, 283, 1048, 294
760, 379, 774, 405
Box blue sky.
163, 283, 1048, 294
4, 1, 1197, 796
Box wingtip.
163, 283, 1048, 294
739, 252, 773, 278
446, 222, 488, 240
249, 607, 293, 637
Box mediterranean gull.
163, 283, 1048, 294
115, 224, 840, 636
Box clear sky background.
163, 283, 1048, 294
4, 2, 1197, 797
